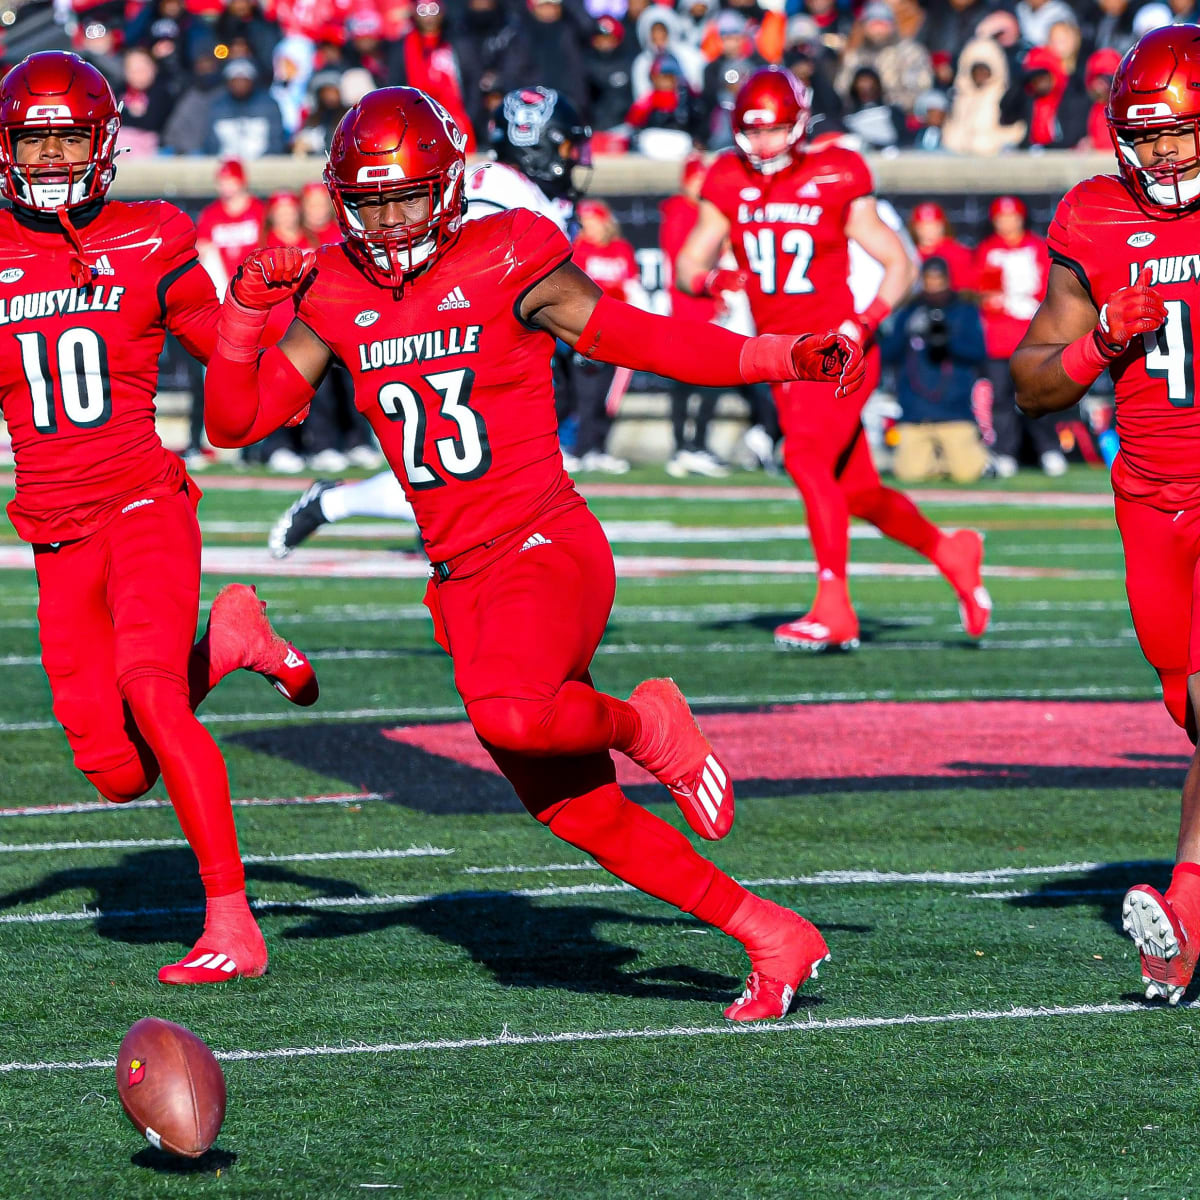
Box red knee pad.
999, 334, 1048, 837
85, 756, 158, 804
468, 696, 557, 757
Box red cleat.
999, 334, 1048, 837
773, 611, 860, 652
936, 529, 992, 639
725, 902, 830, 1021
158, 922, 268, 986
208, 583, 319, 706
1122, 884, 1197, 1005
628, 678, 734, 839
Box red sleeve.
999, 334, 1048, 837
699, 157, 736, 215
157, 203, 220, 364
506, 208, 572, 298
840, 148, 874, 202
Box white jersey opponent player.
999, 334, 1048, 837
267, 86, 589, 558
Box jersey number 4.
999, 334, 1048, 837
742, 229, 815, 296
17, 327, 112, 433
377, 368, 491, 490
1144, 299, 1195, 408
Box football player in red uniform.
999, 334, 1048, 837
1012, 25, 1200, 1005
676, 67, 992, 651
0, 52, 319, 984
204, 86, 866, 1020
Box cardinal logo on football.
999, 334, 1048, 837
127, 1059, 146, 1087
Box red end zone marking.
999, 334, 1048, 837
383, 701, 1190, 786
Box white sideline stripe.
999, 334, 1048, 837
0, 862, 1152, 927
0, 632, 1143, 671
462, 862, 602, 875
0, 685, 1164, 734
0, 1002, 1173, 1074
0, 792, 380, 818
0, 841, 453, 861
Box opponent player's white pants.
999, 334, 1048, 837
320, 471, 415, 524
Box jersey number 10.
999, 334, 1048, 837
17, 327, 112, 433
1144, 299, 1196, 408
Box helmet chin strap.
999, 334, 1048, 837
55, 205, 95, 289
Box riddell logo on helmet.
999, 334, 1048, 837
24, 104, 72, 123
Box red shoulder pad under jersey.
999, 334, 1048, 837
501, 207, 573, 295
295, 242, 366, 344
153, 201, 218, 361
1046, 174, 1135, 306
809, 143, 874, 203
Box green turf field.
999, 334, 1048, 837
0, 464, 1194, 1199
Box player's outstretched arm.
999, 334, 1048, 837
674, 200, 744, 297
1012, 264, 1164, 418
523, 260, 866, 398
204, 248, 332, 447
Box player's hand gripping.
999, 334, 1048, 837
792, 330, 866, 398
1095, 267, 1168, 358
231, 247, 317, 310
704, 267, 749, 296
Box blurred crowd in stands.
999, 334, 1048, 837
28, 0, 1180, 160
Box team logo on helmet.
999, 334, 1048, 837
503, 88, 558, 149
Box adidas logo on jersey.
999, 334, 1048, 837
92, 254, 114, 276
799, 181, 820, 198
437, 287, 470, 311
519, 532, 551, 552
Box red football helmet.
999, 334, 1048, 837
324, 87, 468, 288
1108, 24, 1200, 210
732, 67, 812, 175
0, 51, 119, 213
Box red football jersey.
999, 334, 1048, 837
195, 196, 265, 284
0, 201, 217, 543
1049, 173, 1200, 508
296, 208, 581, 562
572, 236, 639, 301
975, 231, 1049, 359
700, 144, 873, 335
659, 194, 717, 323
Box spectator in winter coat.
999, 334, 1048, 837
632, 5, 705, 100
836, 0, 932, 113
942, 35, 1026, 155
456, 0, 519, 144
390, 0, 476, 150
116, 48, 176, 157
269, 34, 315, 138
909, 202, 975, 290
1082, 46, 1120, 149
1079, 0, 1140, 58
920, 0, 993, 65
910, 88, 949, 149
291, 69, 346, 156
342, 10, 391, 85
676, 0, 718, 54
161, 48, 224, 154
203, 56, 287, 159
627, 52, 707, 156
784, 25, 844, 131
586, 15, 637, 133
212, 0, 282, 78
702, 12, 767, 148
1014, 43, 1089, 149
1015, 0, 1077, 48
499, 0, 596, 118
843, 66, 907, 149
880, 257, 988, 483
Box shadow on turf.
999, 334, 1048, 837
701, 611, 983, 647
131, 1146, 236, 1174
1005, 858, 1173, 935
223, 720, 1193, 817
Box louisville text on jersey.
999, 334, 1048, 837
1128, 256, 1200, 287
736, 202, 824, 227
0, 285, 125, 326
357, 325, 483, 372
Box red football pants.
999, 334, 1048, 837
34, 486, 202, 774
1115, 495, 1200, 733
772, 349, 941, 580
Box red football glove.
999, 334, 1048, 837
231, 247, 317, 310
702, 267, 749, 296
792, 330, 865, 398
1095, 267, 1168, 357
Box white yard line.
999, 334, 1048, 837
0, 792, 379, 818
0, 684, 1165, 735
0, 841, 453, 861
0, 861, 1154, 927
0, 1001, 1169, 1075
